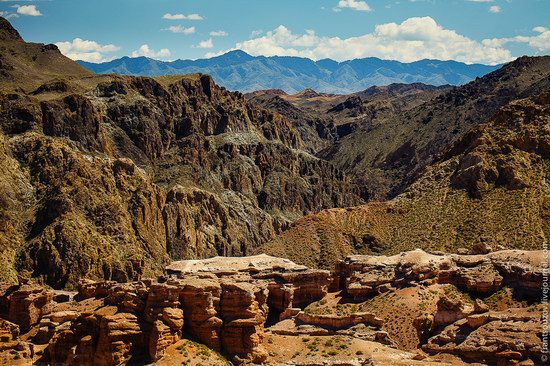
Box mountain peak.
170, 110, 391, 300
0, 16, 22, 42
218, 49, 254, 60
293, 88, 321, 98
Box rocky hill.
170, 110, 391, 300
77, 50, 498, 94
0, 17, 363, 289
246, 83, 450, 154
258, 93, 550, 269
321, 56, 550, 200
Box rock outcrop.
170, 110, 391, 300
0, 255, 334, 365
7, 285, 53, 330
337, 249, 544, 301
0, 250, 545, 365
0, 17, 363, 289
424, 309, 543, 365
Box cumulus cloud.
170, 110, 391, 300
195, 38, 213, 49
210, 30, 228, 37
162, 25, 195, 34
131, 44, 171, 58
489, 5, 501, 13
482, 26, 550, 51
533, 26, 548, 33
162, 13, 203, 20
335, 0, 372, 12
55, 38, 120, 63
211, 17, 513, 65
13, 5, 41, 16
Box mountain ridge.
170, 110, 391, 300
77, 50, 500, 94
0, 17, 364, 289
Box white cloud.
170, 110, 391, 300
162, 13, 203, 20
489, 5, 501, 13
55, 38, 120, 63
210, 30, 228, 37
465, 0, 494, 2
195, 38, 213, 49
131, 44, 171, 58
250, 30, 263, 38
12, 5, 41, 16
335, 0, 372, 11
482, 27, 550, 51
212, 17, 513, 65
162, 25, 195, 34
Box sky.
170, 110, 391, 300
1, 0, 549, 65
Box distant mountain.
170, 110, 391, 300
77, 50, 500, 94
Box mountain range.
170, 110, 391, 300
77, 50, 500, 94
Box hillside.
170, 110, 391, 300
77, 50, 499, 94
0, 17, 92, 93
258, 93, 550, 269
320, 56, 550, 199
246, 83, 450, 154
0, 17, 363, 289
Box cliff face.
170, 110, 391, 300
259, 93, 550, 269
0, 18, 363, 289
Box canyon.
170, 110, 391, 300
0, 15, 548, 366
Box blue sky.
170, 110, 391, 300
2, 0, 549, 65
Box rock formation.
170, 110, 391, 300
0, 250, 545, 365
0, 16, 363, 289
337, 249, 544, 301
259, 93, 550, 269
424, 309, 543, 364
0, 254, 333, 365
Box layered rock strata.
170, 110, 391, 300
0, 250, 544, 366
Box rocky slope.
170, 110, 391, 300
0, 249, 544, 365
321, 56, 550, 199
246, 83, 449, 154
0, 17, 363, 289
258, 93, 550, 269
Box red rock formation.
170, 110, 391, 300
220, 282, 269, 363
94, 312, 146, 366
337, 249, 544, 300
0, 252, 545, 365
424, 309, 543, 365
7, 285, 53, 329
174, 278, 223, 351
